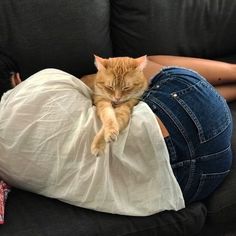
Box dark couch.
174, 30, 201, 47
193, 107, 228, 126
0, 0, 236, 235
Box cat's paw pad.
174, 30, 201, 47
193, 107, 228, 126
104, 128, 119, 143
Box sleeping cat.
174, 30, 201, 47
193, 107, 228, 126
81, 55, 148, 156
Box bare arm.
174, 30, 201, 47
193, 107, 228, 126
148, 55, 236, 86
146, 55, 236, 102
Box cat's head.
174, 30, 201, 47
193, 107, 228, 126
94, 55, 148, 104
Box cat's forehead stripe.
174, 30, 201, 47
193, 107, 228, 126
107, 58, 136, 74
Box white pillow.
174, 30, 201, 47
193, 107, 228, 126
0, 69, 184, 216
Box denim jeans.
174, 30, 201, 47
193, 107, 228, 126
142, 67, 233, 204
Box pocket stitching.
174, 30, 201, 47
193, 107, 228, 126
190, 169, 230, 203
165, 136, 177, 163
172, 81, 231, 143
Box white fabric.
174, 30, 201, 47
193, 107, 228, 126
0, 69, 184, 216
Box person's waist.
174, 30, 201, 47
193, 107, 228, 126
156, 116, 170, 138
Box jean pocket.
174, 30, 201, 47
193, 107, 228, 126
172, 80, 231, 143
189, 169, 230, 203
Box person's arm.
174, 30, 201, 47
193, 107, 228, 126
148, 55, 236, 86
146, 55, 236, 102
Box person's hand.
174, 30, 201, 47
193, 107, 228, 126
10, 72, 21, 88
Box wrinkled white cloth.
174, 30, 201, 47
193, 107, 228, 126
0, 69, 184, 216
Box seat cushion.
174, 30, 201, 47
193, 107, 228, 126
1, 189, 206, 236
204, 102, 236, 225
0, 0, 112, 79
111, 0, 236, 58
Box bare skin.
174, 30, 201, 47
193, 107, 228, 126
147, 55, 236, 102
10, 72, 21, 88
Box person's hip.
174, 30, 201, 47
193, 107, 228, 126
142, 66, 233, 203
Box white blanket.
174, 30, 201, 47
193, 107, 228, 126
0, 69, 184, 216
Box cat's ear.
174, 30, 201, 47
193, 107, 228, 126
135, 55, 147, 71
94, 55, 107, 71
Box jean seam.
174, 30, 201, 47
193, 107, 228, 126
149, 70, 169, 87
173, 95, 205, 143
164, 136, 177, 162
189, 169, 230, 203
144, 97, 195, 158
195, 145, 231, 161
160, 66, 207, 82
173, 81, 231, 144
183, 159, 196, 194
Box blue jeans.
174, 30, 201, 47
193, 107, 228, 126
142, 67, 233, 204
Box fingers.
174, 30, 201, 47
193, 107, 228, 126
10, 72, 22, 88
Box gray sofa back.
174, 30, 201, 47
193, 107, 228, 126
0, 0, 112, 79
111, 0, 236, 60
1, 0, 236, 81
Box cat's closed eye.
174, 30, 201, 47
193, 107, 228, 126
122, 86, 131, 91
104, 85, 114, 91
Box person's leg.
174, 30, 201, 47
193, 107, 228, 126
147, 55, 236, 101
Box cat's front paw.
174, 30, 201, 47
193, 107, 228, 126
91, 143, 105, 157
104, 126, 119, 143
91, 144, 104, 157
91, 135, 106, 157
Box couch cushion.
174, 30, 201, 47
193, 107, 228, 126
111, 0, 236, 58
0, 0, 112, 79
1, 189, 206, 236
204, 101, 236, 225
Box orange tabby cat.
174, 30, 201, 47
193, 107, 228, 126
82, 55, 148, 156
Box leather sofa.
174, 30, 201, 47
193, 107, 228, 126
0, 0, 235, 235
